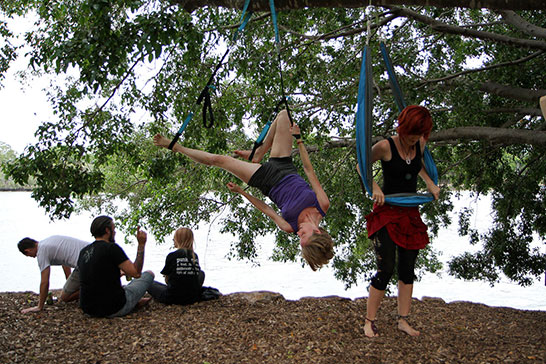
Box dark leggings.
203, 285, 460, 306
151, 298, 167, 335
370, 227, 419, 291
147, 271, 205, 304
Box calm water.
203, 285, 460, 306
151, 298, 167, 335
1, 191, 544, 310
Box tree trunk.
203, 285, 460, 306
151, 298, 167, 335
174, 0, 546, 13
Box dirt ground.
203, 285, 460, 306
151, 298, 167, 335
1, 290, 545, 364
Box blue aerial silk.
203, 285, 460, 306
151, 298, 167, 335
356, 44, 438, 207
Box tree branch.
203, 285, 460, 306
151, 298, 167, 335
496, 10, 546, 39
428, 127, 546, 146
171, 0, 546, 12
421, 51, 545, 85
303, 127, 546, 151
279, 12, 400, 42
390, 7, 546, 51
485, 107, 544, 118
438, 79, 546, 103
477, 81, 546, 103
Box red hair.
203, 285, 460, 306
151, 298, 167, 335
396, 105, 433, 141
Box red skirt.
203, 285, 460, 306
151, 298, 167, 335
365, 204, 429, 250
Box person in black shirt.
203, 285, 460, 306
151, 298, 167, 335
148, 227, 205, 305
363, 105, 440, 338
78, 216, 155, 317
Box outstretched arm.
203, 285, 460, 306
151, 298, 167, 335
21, 267, 51, 313
227, 182, 293, 233
292, 125, 330, 213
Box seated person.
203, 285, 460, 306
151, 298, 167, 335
148, 227, 205, 305
78, 216, 154, 317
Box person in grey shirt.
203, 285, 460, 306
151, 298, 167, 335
18, 235, 90, 313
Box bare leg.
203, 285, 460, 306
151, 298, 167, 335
364, 285, 384, 337
136, 297, 152, 309
60, 290, 79, 303
154, 134, 260, 183
235, 109, 293, 162
268, 109, 294, 158
397, 281, 420, 336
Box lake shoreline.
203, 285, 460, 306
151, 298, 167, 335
0, 187, 32, 192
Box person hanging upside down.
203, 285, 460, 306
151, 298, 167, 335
360, 105, 440, 338
153, 110, 333, 270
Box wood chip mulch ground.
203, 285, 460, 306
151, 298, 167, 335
1, 290, 545, 364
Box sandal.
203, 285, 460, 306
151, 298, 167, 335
365, 317, 379, 336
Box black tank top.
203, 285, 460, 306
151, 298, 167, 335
380, 137, 422, 195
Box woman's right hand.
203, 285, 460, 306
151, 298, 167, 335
372, 184, 385, 206
226, 182, 244, 194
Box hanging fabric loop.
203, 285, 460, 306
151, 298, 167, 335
355, 44, 438, 207
248, 97, 287, 161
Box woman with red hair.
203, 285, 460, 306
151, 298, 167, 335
362, 105, 440, 337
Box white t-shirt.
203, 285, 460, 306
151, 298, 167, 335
36, 235, 90, 272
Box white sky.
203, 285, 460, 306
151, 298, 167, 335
0, 68, 51, 153
0, 14, 50, 154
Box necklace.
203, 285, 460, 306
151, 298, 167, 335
399, 138, 413, 165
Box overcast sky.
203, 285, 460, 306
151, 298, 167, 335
0, 14, 50, 153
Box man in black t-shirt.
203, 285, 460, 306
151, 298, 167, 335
148, 248, 205, 305
78, 216, 154, 317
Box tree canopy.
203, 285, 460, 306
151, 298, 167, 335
1, 0, 545, 287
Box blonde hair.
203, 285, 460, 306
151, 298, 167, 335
301, 227, 334, 271
173, 227, 196, 261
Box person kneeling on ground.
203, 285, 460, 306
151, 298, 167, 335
148, 227, 205, 305
18, 235, 90, 313
78, 216, 154, 318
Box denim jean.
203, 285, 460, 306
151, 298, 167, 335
108, 271, 154, 317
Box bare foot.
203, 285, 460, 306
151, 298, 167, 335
136, 297, 152, 309
233, 150, 251, 160
153, 134, 171, 149
364, 318, 379, 338
398, 318, 420, 336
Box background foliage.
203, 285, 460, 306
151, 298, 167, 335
0, 1, 544, 287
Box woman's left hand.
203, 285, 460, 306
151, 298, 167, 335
427, 182, 440, 200
290, 124, 301, 137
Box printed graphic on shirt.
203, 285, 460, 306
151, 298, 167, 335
80, 246, 94, 264
176, 257, 199, 275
